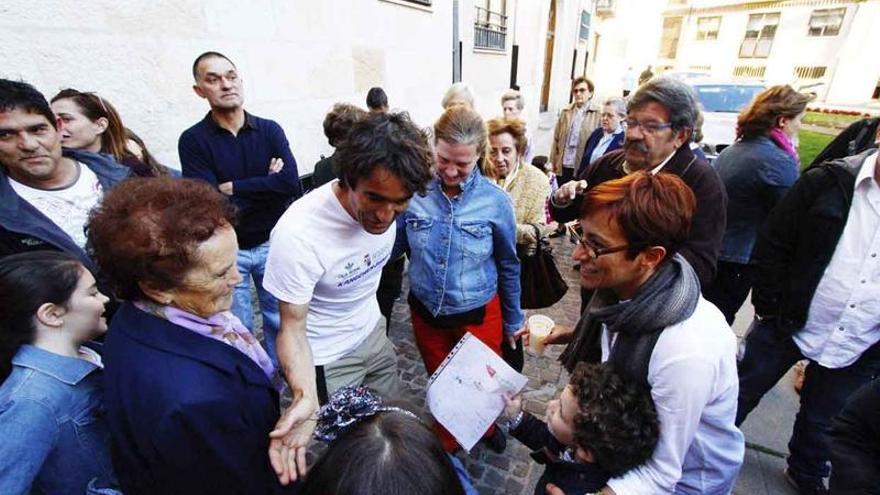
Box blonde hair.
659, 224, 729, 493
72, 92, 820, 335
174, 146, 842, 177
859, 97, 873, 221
441, 82, 475, 110
433, 106, 494, 179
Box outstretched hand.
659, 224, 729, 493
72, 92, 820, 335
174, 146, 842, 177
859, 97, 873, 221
268, 395, 318, 485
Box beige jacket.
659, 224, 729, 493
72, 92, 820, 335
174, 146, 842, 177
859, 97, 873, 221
498, 161, 552, 248
549, 100, 601, 175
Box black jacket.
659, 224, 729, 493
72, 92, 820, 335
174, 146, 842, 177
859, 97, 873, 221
510, 413, 609, 495
829, 378, 880, 495
550, 146, 727, 287
750, 149, 867, 333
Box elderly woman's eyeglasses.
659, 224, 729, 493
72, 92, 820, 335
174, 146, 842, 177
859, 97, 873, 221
566, 223, 640, 259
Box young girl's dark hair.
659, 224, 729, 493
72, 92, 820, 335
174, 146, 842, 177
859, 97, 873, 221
302, 411, 465, 495
0, 251, 82, 382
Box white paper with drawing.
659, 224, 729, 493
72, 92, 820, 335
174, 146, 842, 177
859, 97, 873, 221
426, 332, 528, 451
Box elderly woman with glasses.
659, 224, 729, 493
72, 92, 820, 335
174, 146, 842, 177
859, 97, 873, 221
88, 177, 294, 494
575, 97, 627, 179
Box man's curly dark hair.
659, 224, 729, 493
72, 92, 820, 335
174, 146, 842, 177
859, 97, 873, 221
569, 362, 659, 477
334, 111, 432, 196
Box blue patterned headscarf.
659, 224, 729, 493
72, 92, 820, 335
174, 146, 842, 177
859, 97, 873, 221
314, 386, 421, 442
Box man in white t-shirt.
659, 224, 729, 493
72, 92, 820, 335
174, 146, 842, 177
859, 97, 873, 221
0, 79, 129, 267
263, 112, 432, 485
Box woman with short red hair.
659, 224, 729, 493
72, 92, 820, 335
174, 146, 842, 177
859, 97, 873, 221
534, 171, 744, 494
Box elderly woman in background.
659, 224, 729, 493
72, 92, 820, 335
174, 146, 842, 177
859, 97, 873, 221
88, 177, 293, 494
487, 117, 550, 371
704, 85, 812, 324
50, 89, 170, 177
500, 89, 534, 164
575, 96, 627, 179
396, 106, 524, 453
441, 82, 475, 110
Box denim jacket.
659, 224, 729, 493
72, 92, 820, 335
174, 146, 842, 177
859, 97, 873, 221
395, 170, 524, 335
0, 345, 114, 495
714, 136, 798, 264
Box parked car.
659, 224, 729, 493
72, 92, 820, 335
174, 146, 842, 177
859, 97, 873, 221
692, 82, 765, 161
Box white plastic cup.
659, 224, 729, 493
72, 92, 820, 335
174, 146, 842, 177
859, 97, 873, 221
528, 315, 555, 356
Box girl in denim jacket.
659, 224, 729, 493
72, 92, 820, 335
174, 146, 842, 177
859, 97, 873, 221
0, 251, 115, 495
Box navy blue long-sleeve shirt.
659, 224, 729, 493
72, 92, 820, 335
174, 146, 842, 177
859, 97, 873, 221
178, 112, 302, 249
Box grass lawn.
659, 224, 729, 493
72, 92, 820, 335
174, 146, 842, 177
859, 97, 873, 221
802, 111, 866, 130
799, 129, 835, 169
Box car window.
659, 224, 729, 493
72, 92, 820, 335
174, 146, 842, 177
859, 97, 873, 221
694, 85, 764, 113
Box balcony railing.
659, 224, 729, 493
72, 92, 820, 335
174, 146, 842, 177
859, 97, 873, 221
474, 5, 507, 50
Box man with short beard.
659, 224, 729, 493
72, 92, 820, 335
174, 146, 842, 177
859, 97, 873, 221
549, 76, 726, 292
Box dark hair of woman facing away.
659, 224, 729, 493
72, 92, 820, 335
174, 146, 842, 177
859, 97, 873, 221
0, 251, 82, 382
302, 411, 466, 495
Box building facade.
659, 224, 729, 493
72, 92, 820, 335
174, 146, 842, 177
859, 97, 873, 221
655, 0, 880, 105
1, 0, 598, 172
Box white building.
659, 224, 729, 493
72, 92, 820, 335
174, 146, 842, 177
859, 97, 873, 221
1, 0, 600, 173
586, 0, 880, 106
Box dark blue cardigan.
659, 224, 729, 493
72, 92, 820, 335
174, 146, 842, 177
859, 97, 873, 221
576, 128, 625, 178
103, 303, 297, 494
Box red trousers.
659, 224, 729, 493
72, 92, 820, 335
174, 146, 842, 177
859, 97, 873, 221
410, 294, 503, 452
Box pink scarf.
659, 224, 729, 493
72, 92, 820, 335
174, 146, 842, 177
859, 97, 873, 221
135, 301, 281, 389
768, 127, 799, 166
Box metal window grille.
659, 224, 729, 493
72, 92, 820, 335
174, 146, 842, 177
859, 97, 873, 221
733, 65, 766, 78
474, 5, 507, 50
794, 66, 827, 80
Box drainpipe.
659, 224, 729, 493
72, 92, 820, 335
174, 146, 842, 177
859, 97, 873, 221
453, 0, 461, 82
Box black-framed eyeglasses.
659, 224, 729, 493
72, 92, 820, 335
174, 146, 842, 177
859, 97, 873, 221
624, 118, 673, 135
566, 223, 641, 259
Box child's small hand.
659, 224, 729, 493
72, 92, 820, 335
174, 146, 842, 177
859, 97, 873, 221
502, 393, 523, 420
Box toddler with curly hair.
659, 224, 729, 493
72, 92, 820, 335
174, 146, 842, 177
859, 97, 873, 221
500, 362, 659, 495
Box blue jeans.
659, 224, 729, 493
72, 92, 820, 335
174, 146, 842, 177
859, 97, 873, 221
736, 319, 880, 483
231, 241, 280, 365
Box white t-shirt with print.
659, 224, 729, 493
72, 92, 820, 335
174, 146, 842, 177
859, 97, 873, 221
264, 181, 394, 366
9, 162, 103, 249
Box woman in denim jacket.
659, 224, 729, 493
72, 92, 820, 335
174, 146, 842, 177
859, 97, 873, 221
0, 251, 115, 495
395, 106, 525, 453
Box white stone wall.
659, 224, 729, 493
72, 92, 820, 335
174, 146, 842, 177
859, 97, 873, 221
5, 0, 581, 173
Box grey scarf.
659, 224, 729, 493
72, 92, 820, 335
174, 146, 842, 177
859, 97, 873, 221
560, 254, 701, 386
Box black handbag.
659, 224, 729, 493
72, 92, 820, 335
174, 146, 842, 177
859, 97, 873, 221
519, 224, 568, 309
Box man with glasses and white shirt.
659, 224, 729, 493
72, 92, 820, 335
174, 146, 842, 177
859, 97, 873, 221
549, 76, 726, 291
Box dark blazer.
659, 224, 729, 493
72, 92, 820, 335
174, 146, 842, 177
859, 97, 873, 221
550, 146, 728, 287
575, 127, 625, 178
750, 149, 864, 333
103, 303, 295, 495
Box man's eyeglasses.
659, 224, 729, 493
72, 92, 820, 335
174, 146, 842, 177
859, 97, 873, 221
572, 88, 590, 94
566, 223, 641, 259
624, 118, 673, 135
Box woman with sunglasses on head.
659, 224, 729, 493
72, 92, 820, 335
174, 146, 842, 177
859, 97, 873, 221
0, 251, 115, 495
51, 89, 170, 177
